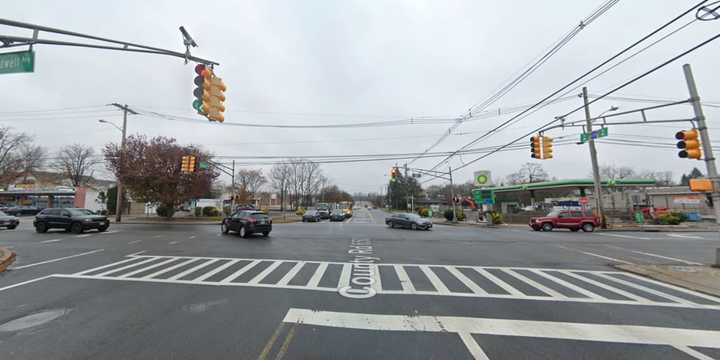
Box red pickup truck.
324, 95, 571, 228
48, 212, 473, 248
529, 209, 600, 232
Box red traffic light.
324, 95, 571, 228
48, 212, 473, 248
194, 64, 206, 75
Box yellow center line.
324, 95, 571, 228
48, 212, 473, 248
256, 322, 285, 360
274, 322, 298, 360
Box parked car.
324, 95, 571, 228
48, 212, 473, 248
221, 210, 272, 237
0, 211, 19, 230
34, 208, 110, 234
385, 213, 433, 230
317, 208, 331, 219
302, 210, 322, 222
5, 206, 42, 216
529, 209, 599, 232
330, 212, 346, 222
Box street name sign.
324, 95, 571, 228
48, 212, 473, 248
580, 127, 608, 144
0, 50, 35, 74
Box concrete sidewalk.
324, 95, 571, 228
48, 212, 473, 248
439, 220, 720, 232
616, 264, 720, 298
117, 215, 301, 225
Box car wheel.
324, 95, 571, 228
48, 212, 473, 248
221, 221, 229, 234
262, 231, 270, 237
239, 226, 248, 238
98, 226, 108, 232
411, 223, 417, 230
35, 222, 48, 233
541, 223, 553, 232
71, 222, 84, 234
582, 223, 595, 232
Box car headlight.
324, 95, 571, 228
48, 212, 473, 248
84, 218, 92, 222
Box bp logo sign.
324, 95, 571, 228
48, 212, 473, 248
473, 171, 492, 187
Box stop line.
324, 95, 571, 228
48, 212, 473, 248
54, 254, 720, 310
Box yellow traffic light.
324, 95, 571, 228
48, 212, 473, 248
676, 129, 701, 159
530, 136, 541, 159
205, 74, 226, 123
542, 136, 553, 159
188, 155, 196, 172
180, 155, 190, 173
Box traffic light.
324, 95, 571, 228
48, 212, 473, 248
676, 129, 701, 159
530, 136, 541, 159
180, 155, 197, 173
192, 64, 211, 115
390, 167, 399, 182
542, 136, 553, 159
196, 67, 226, 123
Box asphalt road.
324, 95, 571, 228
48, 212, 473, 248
1, 208, 719, 359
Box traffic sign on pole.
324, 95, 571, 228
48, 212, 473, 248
0, 50, 34, 74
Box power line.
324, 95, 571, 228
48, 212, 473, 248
427, 0, 709, 171
407, 0, 619, 166
447, 30, 720, 175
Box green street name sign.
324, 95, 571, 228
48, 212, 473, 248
0, 50, 35, 74
580, 127, 608, 144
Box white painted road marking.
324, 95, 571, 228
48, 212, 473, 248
595, 233, 653, 240
61, 254, 720, 310
666, 233, 705, 240
281, 308, 720, 358
40, 238, 62, 244
606, 245, 703, 265
556, 244, 633, 265
127, 240, 142, 245
0, 275, 55, 293
10, 249, 105, 270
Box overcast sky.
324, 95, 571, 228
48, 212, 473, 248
2, 0, 719, 193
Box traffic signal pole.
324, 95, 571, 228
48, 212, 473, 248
683, 64, 720, 224
582, 87, 606, 228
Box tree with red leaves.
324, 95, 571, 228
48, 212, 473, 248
104, 135, 218, 218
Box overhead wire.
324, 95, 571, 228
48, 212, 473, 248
426, 0, 709, 172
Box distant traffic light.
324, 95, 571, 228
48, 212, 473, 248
192, 64, 210, 115
530, 136, 541, 159
390, 167, 399, 182
181, 155, 197, 173
676, 129, 701, 159
542, 136, 553, 159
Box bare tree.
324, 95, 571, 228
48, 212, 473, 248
506, 163, 549, 184
638, 170, 674, 186
270, 163, 292, 211
0, 127, 30, 186
19, 144, 46, 182
235, 169, 267, 203
596, 164, 636, 180
286, 158, 324, 208
54, 144, 100, 187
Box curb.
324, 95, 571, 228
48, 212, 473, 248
117, 221, 221, 225
0, 246, 16, 273
614, 264, 720, 298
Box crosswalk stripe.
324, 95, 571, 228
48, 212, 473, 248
559, 271, 651, 304
248, 261, 284, 284
502, 269, 566, 298
371, 264, 382, 293
118, 258, 179, 278
472, 267, 523, 296
194, 259, 240, 282
144, 258, 198, 279
394, 265, 416, 293
530, 270, 605, 300
447, 266, 487, 295
419, 265, 450, 294
67, 255, 720, 310
96, 257, 159, 277
276, 261, 305, 286
338, 263, 352, 288
75, 256, 140, 275
307, 263, 328, 288
167, 259, 220, 281
220, 260, 261, 283
593, 272, 695, 305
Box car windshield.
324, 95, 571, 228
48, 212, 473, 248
67, 209, 95, 216
406, 213, 421, 220
0, 211, 7, 216
546, 209, 561, 217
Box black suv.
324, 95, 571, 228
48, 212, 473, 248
34, 208, 110, 234
221, 210, 272, 238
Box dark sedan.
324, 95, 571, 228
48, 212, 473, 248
5, 206, 42, 216
330, 212, 345, 222
221, 210, 272, 238
0, 211, 19, 230
302, 210, 321, 222
34, 208, 109, 234
385, 213, 432, 230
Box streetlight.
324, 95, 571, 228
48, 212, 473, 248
597, 106, 619, 118
98, 117, 127, 223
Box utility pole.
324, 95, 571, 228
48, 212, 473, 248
110, 103, 137, 223
231, 160, 236, 212
683, 64, 720, 224
449, 165, 458, 222
582, 87, 606, 228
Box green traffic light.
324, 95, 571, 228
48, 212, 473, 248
192, 99, 202, 111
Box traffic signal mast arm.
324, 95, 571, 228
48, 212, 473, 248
404, 167, 451, 181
